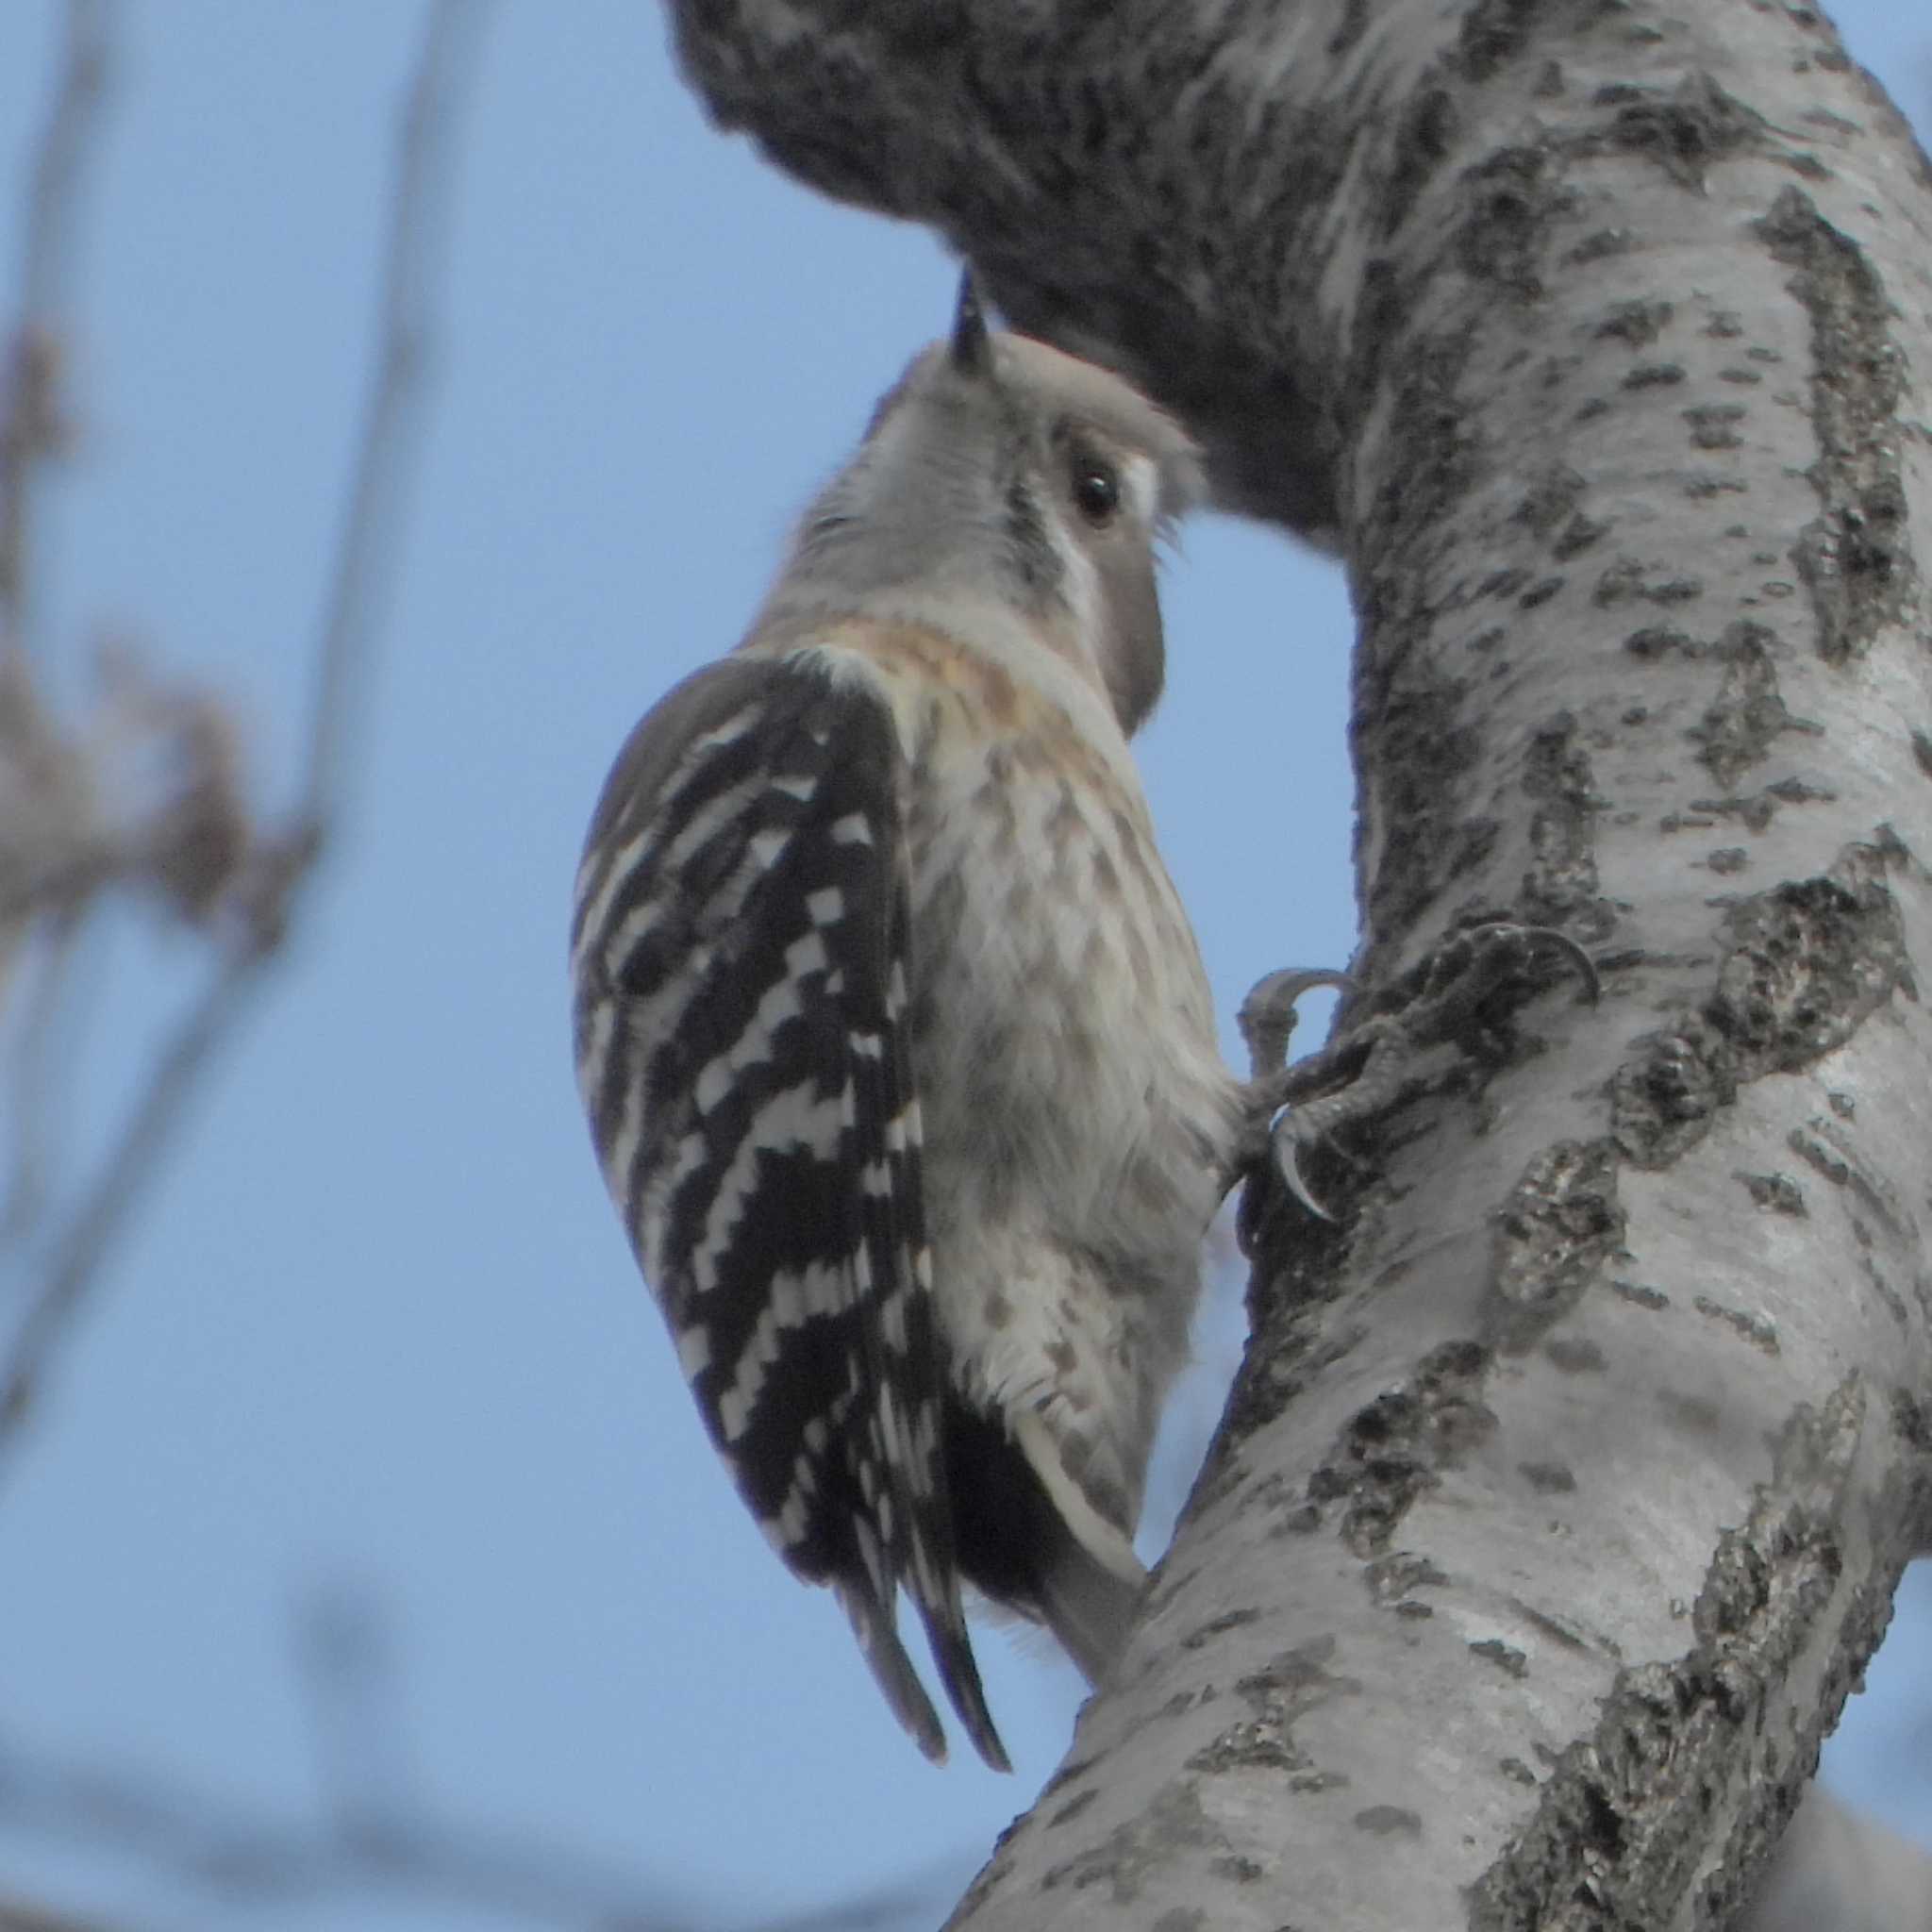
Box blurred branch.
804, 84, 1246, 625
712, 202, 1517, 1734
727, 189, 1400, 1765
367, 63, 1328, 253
0, 1666, 959, 1932
0, 0, 494, 1478
0, 642, 252, 1240
0, 1898, 125, 1932
0, 0, 110, 653
297, 0, 491, 836
292, 1579, 422, 1845
1, 905, 82, 1237
269, 1584, 962, 1930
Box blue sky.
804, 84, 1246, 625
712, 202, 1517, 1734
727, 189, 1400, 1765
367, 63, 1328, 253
0, 7, 1924, 1928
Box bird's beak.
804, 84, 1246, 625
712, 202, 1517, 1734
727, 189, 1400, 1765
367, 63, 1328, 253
950, 269, 990, 375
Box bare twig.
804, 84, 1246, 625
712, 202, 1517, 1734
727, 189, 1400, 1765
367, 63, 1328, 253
0, 946, 274, 1454
0, 1895, 126, 1932
0, 0, 495, 1474
0, 1711, 960, 1932
0, 0, 112, 650
292, 1580, 422, 1842
0, 641, 255, 1229
1, 904, 86, 1238
297, 0, 493, 838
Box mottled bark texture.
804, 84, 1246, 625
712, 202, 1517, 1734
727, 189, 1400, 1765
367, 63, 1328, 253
666, 1, 1932, 1925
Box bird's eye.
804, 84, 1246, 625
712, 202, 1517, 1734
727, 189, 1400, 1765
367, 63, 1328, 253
1071, 458, 1121, 526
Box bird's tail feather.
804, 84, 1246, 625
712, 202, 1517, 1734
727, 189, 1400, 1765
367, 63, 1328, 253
835, 1579, 950, 1764
1010, 1410, 1149, 1687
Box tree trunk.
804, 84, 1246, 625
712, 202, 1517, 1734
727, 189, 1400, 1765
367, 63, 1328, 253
663, 1, 1932, 1924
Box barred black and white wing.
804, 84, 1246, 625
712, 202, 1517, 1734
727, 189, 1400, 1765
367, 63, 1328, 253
569, 650, 1008, 1772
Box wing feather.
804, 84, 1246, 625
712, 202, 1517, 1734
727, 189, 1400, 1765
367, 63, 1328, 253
572, 649, 1005, 1770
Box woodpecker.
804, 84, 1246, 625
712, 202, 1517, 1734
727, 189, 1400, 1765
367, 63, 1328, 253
571, 277, 1255, 1772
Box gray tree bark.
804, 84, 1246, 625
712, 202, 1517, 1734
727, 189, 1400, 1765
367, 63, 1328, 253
664, 2, 1932, 1925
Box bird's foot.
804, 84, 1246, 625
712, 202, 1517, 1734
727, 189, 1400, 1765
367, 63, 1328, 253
1234, 922, 1598, 1242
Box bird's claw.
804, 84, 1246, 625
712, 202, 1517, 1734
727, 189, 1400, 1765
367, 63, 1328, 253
1237, 922, 1598, 1240
1265, 1100, 1335, 1224
1237, 967, 1353, 1082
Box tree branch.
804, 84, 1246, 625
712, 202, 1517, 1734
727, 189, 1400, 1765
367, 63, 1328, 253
666, 4, 1932, 1927
294, 0, 492, 839
0, 0, 111, 655
0, 1700, 957, 1931
0, 0, 494, 1479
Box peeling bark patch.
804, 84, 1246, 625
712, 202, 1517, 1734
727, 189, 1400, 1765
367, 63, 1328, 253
1358, 659, 1481, 937
1594, 557, 1703, 606
1708, 848, 1910, 1065
1613, 843, 1907, 1165
1545, 1334, 1608, 1371
1521, 1458, 1577, 1492
1892, 1388, 1932, 1456
1471, 1387, 1864, 1929
1041, 1782, 1230, 1902
1376, 86, 1456, 238
1592, 297, 1672, 347
1454, 0, 1541, 81
1690, 621, 1796, 791
1187, 1638, 1360, 1775
1208, 1855, 1262, 1884
1355, 1803, 1424, 1837
1692, 1294, 1780, 1355
1756, 186, 1915, 664
1366, 1550, 1450, 1604
1182, 1607, 1262, 1651
1696, 1382, 1857, 1660
1737, 1170, 1807, 1215
1667, 773, 1835, 837
1472, 1637, 1528, 1676
1788, 1112, 1912, 1240
1553, 514, 1605, 559
1326, 0, 1370, 57
1048, 1788, 1100, 1828
1306, 1341, 1497, 1555
1660, 1388, 1721, 1433
1912, 729, 1932, 780
1591, 72, 1768, 190
1612, 1024, 1733, 1166
1682, 401, 1746, 450
1520, 714, 1604, 928
1564, 225, 1630, 266
1356, 317, 1477, 628
1516, 1602, 1598, 1655
1510, 463, 1584, 541
1624, 624, 1698, 659
1487, 1140, 1624, 1352
1452, 815, 1503, 885
1856, 1253, 1911, 1330
1214, 1301, 1368, 1474
1457, 145, 1565, 300
1787, 1125, 1850, 1189
1609, 1278, 1669, 1310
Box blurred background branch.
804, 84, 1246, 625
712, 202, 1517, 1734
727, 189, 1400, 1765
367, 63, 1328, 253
0, 0, 107, 654
0, 6, 963, 1924
0, 0, 491, 1478
0, 1583, 956, 1930
0, 6, 1920, 1929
